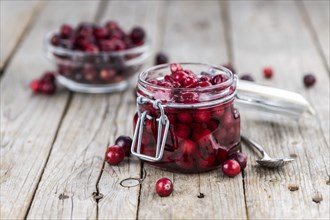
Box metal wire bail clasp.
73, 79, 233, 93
131, 96, 170, 162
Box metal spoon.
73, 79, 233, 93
241, 135, 294, 168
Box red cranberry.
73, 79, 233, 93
182, 75, 198, 88
173, 124, 190, 139
41, 72, 55, 83
211, 74, 226, 85
105, 21, 119, 31
110, 29, 125, 40
30, 79, 42, 93
303, 74, 316, 87
115, 136, 132, 156
170, 63, 183, 73
199, 155, 215, 169
172, 71, 188, 84
60, 24, 73, 38
41, 82, 56, 95
77, 23, 94, 38
155, 52, 169, 65
240, 74, 254, 82
130, 26, 145, 44
105, 145, 125, 165
191, 127, 211, 142
84, 43, 99, 53
94, 26, 108, 39
176, 156, 194, 170
155, 178, 173, 197
199, 75, 212, 82
100, 39, 126, 51
222, 63, 236, 74
229, 152, 247, 169
222, 159, 241, 177
180, 139, 196, 155
207, 120, 218, 131
100, 69, 116, 81
51, 34, 60, 46
193, 110, 211, 123
197, 81, 212, 87
263, 67, 273, 79
177, 112, 193, 123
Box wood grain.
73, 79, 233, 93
0, 1, 100, 219
301, 0, 330, 69
96, 1, 166, 219
137, 1, 247, 219
229, 1, 329, 219
0, 0, 42, 70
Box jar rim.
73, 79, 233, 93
138, 62, 235, 93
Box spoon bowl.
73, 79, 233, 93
241, 135, 294, 168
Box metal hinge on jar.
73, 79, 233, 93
131, 97, 170, 162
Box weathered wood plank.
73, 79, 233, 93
137, 1, 247, 219
230, 1, 329, 219
0, 1, 100, 219
96, 1, 166, 219
301, 0, 330, 69
0, 0, 42, 70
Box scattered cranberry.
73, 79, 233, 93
30, 71, 57, 95
130, 26, 145, 44
41, 71, 56, 83
229, 152, 247, 169
156, 178, 173, 197
240, 74, 254, 82
105, 145, 125, 165
115, 136, 132, 156
41, 83, 56, 95
263, 67, 273, 79
155, 52, 169, 65
303, 74, 316, 87
222, 160, 241, 177
30, 80, 42, 93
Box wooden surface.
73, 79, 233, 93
1, 1, 329, 219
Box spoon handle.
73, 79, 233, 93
241, 135, 268, 157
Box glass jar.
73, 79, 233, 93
132, 63, 240, 173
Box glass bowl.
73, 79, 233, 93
44, 32, 151, 93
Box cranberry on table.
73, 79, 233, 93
155, 52, 169, 65
105, 145, 125, 165
229, 152, 248, 169
30, 71, 57, 95
156, 178, 173, 197
263, 67, 273, 79
240, 74, 254, 82
222, 159, 241, 177
41, 83, 56, 95
115, 136, 133, 156
30, 80, 42, 93
303, 74, 316, 87
41, 71, 56, 83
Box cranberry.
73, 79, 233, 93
100, 39, 126, 51
211, 74, 226, 85
100, 69, 116, 81
303, 74, 316, 87
60, 24, 73, 38
170, 63, 183, 73
155, 52, 169, 65
130, 27, 145, 44
177, 112, 193, 123
155, 178, 173, 197
197, 81, 212, 87
222, 159, 241, 177
229, 152, 247, 169
115, 136, 132, 156
77, 23, 94, 38
30, 79, 42, 93
41, 82, 56, 95
240, 74, 254, 82
222, 63, 236, 74
105, 21, 119, 31
263, 67, 273, 79
199, 155, 215, 169
172, 71, 188, 84
180, 139, 196, 155
176, 156, 194, 170
94, 26, 108, 39
193, 110, 211, 123
105, 145, 125, 165
51, 34, 60, 46
182, 75, 198, 88
84, 43, 99, 53
173, 124, 190, 139
191, 127, 211, 142
199, 75, 212, 82
41, 72, 55, 83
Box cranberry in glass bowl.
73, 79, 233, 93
44, 22, 150, 93
131, 63, 240, 173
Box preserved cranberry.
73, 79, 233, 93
303, 74, 316, 87
134, 64, 240, 173
105, 145, 125, 165
155, 178, 173, 197
222, 159, 241, 177
263, 67, 273, 79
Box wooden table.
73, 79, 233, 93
1, 1, 329, 219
